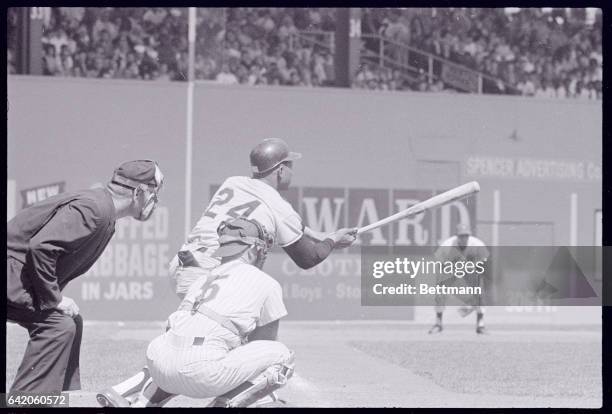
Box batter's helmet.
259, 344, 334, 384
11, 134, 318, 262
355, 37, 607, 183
250, 138, 302, 177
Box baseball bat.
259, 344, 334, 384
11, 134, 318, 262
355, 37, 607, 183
357, 181, 480, 234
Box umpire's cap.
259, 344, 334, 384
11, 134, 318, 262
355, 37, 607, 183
112, 160, 163, 189
250, 138, 301, 177
213, 217, 273, 258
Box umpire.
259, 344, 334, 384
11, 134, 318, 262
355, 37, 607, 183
7, 159, 164, 393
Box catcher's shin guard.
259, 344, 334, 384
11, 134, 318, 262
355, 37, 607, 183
130, 378, 176, 407
210, 352, 295, 408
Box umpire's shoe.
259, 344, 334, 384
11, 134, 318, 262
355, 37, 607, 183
96, 388, 131, 408
476, 326, 488, 335
428, 324, 443, 334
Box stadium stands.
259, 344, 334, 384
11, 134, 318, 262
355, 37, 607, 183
361, 8, 602, 98
8, 7, 601, 99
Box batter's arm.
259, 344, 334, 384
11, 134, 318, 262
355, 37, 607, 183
303, 226, 327, 242
283, 228, 357, 269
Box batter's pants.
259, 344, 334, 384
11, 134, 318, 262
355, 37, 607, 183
146, 330, 291, 399
7, 304, 83, 392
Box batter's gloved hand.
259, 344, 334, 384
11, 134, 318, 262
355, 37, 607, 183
56, 296, 80, 317
329, 228, 358, 248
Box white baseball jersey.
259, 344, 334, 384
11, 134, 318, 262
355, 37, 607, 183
147, 260, 291, 398
436, 235, 490, 262
167, 260, 288, 343
182, 176, 304, 256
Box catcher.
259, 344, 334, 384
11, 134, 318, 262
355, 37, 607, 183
132, 217, 295, 407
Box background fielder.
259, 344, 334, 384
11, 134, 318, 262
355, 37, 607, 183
429, 223, 490, 335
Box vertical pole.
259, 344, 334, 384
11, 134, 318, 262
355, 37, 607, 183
569, 193, 578, 299
184, 7, 196, 236
492, 189, 501, 305
28, 8, 44, 75
570, 193, 578, 246
335, 8, 350, 87
335, 8, 361, 87
17, 7, 43, 75
492, 190, 500, 246
428, 55, 433, 84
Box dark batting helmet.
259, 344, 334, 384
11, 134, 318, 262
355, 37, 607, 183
250, 138, 302, 177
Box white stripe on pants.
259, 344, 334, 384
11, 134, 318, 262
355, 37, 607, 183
147, 333, 291, 399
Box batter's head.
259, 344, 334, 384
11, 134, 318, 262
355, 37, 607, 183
250, 138, 301, 178
213, 217, 274, 268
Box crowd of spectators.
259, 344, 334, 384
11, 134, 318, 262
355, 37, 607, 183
195, 8, 336, 86
352, 63, 450, 93
29, 7, 337, 85
38, 8, 188, 80
8, 7, 602, 99
362, 8, 602, 99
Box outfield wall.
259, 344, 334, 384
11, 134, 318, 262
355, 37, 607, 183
7, 76, 602, 320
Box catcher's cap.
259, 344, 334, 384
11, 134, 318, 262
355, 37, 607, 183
250, 138, 301, 176
213, 217, 273, 258
112, 160, 163, 190
456, 223, 471, 236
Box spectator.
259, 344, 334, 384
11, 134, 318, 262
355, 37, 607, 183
42, 44, 60, 75
215, 63, 239, 84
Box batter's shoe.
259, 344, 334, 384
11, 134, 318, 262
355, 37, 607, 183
476, 326, 488, 335
428, 324, 443, 334
96, 388, 131, 407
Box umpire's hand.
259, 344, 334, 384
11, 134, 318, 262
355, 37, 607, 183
56, 296, 80, 317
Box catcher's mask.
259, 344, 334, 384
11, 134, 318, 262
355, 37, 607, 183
111, 160, 164, 221
213, 217, 274, 268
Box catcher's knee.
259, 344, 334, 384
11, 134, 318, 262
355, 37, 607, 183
213, 351, 295, 408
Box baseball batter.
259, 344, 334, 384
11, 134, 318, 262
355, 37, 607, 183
169, 137, 357, 297
97, 138, 357, 407
133, 217, 294, 407
429, 223, 490, 334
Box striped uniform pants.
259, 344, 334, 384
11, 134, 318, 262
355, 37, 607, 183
146, 330, 291, 399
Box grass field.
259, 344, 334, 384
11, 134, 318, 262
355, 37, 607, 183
6, 321, 601, 408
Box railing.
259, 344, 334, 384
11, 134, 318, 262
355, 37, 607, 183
288, 30, 519, 95
289, 30, 335, 54
360, 34, 519, 95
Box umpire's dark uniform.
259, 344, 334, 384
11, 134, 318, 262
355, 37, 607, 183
7, 187, 117, 392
